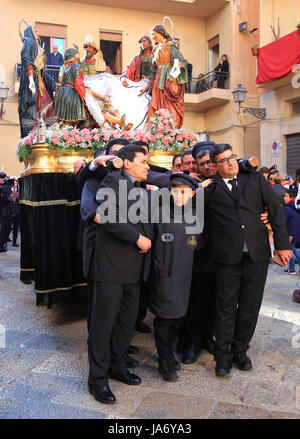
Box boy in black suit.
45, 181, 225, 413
148, 174, 202, 382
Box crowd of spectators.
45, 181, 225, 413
0, 172, 20, 254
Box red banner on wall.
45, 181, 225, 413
256, 30, 300, 84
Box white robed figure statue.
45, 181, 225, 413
84, 73, 151, 130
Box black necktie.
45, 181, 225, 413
134, 181, 141, 188
228, 178, 237, 197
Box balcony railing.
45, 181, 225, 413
185, 71, 230, 94
14, 63, 61, 81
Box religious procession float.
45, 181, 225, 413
16, 18, 201, 306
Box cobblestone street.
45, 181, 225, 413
0, 244, 300, 419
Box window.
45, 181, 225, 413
100, 31, 122, 75
292, 101, 300, 116
208, 35, 219, 72
35, 22, 67, 59
286, 133, 300, 175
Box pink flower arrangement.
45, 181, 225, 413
17, 110, 200, 162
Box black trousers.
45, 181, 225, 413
214, 254, 269, 361
179, 271, 216, 349
135, 280, 148, 325
0, 217, 10, 250
88, 281, 140, 388
11, 215, 19, 244
154, 317, 181, 360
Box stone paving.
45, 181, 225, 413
0, 244, 300, 419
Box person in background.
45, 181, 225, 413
215, 55, 229, 89
0, 172, 14, 253
181, 149, 201, 181
171, 154, 182, 173
260, 167, 270, 181
9, 179, 20, 247
185, 63, 193, 93
283, 189, 300, 275
177, 141, 216, 364
272, 172, 287, 208
289, 169, 300, 192
268, 173, 276, 186
196, 74, 209, 93
47, 45, 64, 81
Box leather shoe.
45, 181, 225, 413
232, 353, 252, 371
109, 369, 141, 385
12, 243, 19, 247
215, 360, 232, 377
135, 321, 151, 333
182, 345, 201, 364
168, 352, 181, 371
88, 384, 116, 404
158, 359, 178, 382
126, 344, 139, 355
123, 353, 139, 368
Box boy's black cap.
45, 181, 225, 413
170, 173, 199, 190
192, 141, 216, 159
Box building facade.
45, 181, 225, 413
0, 0, 260, 176
258, 0, 300, 174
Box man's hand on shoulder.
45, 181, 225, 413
136, 235, 151, 253
74, 159, 86, 174
273, 249, 293, 267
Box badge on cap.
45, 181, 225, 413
161, 233, 174, 243
187, 235, 197, 246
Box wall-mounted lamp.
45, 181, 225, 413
0, 82, 9, 119
232, 84, 266, 120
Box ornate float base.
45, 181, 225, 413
21, 144, 92, 176
148, 150, 177, 170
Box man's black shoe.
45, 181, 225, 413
7, 238, 12, 242
158, 359, 178, 382
182, 345, 201, 364
109, 369, 141, 385
12, 243, 19, 247
126, 344, 139, 355
0, 248, 7, 253
123, 353, 139, 368
135, 321, 151, 333
232, 353, 252, 371
168, 352, 181, 371
88, 384, 116, 404
215, 360, 232, 377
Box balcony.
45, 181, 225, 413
256, 30, 300, 91
256, 71, 300, 91
14, 63, 61, 93
184, 71, 231, 112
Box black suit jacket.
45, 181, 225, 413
204, 172, 291, 264
91, 172, 151, 284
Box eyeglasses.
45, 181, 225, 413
198, 160, 212, 168
214, 154, 237, 165
173, 163, 182, 169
